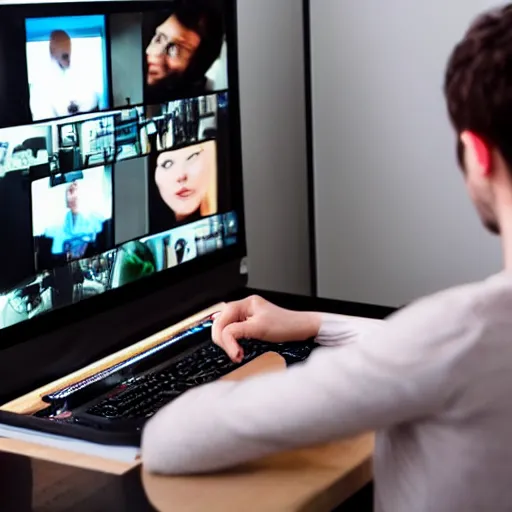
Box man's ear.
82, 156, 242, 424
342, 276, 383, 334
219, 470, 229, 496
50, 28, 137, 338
460, 131, 491, 175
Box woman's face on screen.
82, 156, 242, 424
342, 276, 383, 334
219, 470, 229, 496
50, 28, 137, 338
155, 143, 214, 221
146, 15, 201, 86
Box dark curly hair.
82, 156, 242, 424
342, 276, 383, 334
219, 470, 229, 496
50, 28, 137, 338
444, 5, 512, 170
173, 0, 225, 80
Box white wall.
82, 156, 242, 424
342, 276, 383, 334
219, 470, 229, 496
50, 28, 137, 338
237, 0, 311, 295
310, 0, 503, 307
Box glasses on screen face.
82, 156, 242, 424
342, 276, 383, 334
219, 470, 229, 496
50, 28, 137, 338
149, 33, 194, 61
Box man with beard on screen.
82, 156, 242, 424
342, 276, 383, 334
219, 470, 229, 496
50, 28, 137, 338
144, 0, 225, 104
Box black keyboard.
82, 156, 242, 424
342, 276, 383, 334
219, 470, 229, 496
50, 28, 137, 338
79, 339, 315, 427
34, 320, 317, 435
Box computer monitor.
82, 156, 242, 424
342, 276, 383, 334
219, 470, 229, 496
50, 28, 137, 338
0, 0, 246, 401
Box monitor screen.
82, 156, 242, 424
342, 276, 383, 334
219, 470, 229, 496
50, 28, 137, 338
0, 1, 244, 338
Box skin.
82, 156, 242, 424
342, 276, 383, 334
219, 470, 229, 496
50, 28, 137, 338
212, 297, 322, 363
65, 181, 80, 214
213, 130, 512, 363
50, 31, 72, 70
146, 15, 201, 86
459, 131, 501, 235
155, 142, 214, 222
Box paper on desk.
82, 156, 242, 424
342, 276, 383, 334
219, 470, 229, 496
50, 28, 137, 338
0, 423, 140, 463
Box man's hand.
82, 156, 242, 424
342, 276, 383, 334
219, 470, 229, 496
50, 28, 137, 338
212, 295, 322, 363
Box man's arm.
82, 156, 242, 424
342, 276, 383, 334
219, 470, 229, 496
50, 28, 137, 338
211, 296, 385, 363
142, 295, 467, 475
315, 313, 385, 347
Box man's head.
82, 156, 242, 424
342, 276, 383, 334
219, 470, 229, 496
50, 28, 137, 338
50, 30, 71, 70
145, 0, 224, 87
445, 5, 512, 235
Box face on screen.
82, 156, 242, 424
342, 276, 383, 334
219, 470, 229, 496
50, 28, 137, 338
50, 30, 71, 70
143, 2, 227, 101
146, 15, 202, 86
155, 141, 217, 222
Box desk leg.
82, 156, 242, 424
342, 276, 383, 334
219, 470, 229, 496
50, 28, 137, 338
0, 452, 33, 512
116, 466, 156, 512
333, 482, 374, 512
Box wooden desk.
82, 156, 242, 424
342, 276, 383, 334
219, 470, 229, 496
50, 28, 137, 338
143, 434, 374, 512
0, 320, 374, 511
142, 351, 374, 512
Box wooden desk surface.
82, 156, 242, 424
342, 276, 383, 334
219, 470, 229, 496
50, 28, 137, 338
145, 353, 374, 512
143, 434, 374, 512
0, 342, 374, 511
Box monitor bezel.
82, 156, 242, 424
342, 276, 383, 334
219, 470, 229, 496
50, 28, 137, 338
0, 0, 247, 350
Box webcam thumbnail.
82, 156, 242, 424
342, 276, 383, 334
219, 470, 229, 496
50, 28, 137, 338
0, 248, 118, 330
111, 224, 199, 290
145, 94, 218, 152
25, 15, 110, 122
0, 124, 51, 176
221, 211, 238, 247
194, 216, 224, 256
58, 114, 116, 169
114, 107, 150, 162
143, 223, 199, 269
53, 108, 150, 173
0, 112, 121, 179
110, 214, 224, 291
147, 140, 218, 235
32, 166, 114, 270
142, 0, 228, 105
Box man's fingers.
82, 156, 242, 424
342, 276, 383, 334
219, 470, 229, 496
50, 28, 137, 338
211, 299, 260, 363
222, 321, 257, 362
212, 305, 245, 362
215, 324, 244, 363
213, 318, 254, 363
212, 302, 242, 345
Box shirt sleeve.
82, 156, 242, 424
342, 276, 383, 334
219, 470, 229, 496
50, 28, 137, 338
315, 313, 385, 347
142, 294, 472, 475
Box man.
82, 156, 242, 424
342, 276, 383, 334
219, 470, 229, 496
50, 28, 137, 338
45, 181, 103, 260
30, 30, 100, 121
142, 5, 512, 512
144, 0, 225, 103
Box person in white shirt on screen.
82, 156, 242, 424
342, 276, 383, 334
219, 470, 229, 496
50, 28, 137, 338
45, 180, 103, 259
29, 30, 100, 121
142, 5, 512, 512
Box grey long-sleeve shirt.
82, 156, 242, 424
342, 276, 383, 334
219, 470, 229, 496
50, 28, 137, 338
142, 273, 512, 512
